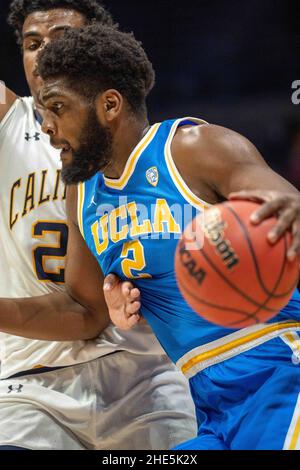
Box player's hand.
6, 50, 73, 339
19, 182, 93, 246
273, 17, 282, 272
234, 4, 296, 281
229, 190, 300, 262
103, 273, 142, 330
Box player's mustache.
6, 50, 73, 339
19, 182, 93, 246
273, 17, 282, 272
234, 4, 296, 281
50, 138, 71, 150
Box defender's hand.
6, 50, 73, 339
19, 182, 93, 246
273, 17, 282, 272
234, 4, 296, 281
103, 274, 141, 330
230, 190, 300, 262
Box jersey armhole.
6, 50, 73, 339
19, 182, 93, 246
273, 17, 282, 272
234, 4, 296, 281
164, 117, 211, 211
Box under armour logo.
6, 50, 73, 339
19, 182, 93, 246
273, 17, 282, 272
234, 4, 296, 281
25, 132, 40, 142
7, 384, 23, 393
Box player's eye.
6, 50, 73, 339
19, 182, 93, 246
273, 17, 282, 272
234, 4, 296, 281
24, 41, 41, 52
51, 103, 64, 114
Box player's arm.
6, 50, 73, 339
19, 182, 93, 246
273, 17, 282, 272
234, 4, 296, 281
172, 124, 300, 261
0, 83, 17, 122
65, 185, 141, 333
0, 185, 140, 340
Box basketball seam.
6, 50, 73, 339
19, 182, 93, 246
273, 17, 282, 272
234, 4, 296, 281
225, 204, 295, 298
194, 239, 278, 313
177, 205, 298, 328
223, 204, 291, 326
178, 272, 262, 324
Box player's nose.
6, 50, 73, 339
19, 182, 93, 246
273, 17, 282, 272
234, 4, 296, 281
41, 112, 56, 136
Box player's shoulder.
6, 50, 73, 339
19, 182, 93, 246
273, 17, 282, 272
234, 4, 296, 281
0, 95, 35, 130
14, 96, 35, 115
173, 122, 256, 163
174, 122, 238, 148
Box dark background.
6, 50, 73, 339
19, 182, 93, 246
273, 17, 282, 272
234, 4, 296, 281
1, 0, 299, 185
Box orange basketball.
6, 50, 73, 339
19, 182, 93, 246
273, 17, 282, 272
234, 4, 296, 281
175, 200, 299, 328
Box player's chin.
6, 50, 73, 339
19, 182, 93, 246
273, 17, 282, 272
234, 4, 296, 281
61, 166, 83, 185
60, 149, 73, 165
61, 163, 99, 185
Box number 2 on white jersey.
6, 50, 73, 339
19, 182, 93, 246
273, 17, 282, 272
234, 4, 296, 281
32, 221, 68, 284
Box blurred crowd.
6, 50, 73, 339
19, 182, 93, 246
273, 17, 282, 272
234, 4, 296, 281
285, 120, 300, 189
0, 0, 299, 186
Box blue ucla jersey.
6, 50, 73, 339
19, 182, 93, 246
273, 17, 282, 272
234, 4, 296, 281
78, 117, 300, 374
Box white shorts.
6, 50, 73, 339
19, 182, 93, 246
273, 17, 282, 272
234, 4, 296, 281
0, 351, 197, 450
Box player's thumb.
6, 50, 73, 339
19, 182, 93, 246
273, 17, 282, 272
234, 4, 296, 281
103, 273, 119, 291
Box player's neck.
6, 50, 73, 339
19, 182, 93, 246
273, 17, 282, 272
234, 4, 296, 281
104, 115, 150, 179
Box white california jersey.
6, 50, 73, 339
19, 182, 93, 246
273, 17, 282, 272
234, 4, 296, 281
0, 96, 164, 378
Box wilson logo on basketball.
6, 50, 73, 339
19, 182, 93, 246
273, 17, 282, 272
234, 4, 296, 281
205, 210, 239, 270
176, 201, 299, 329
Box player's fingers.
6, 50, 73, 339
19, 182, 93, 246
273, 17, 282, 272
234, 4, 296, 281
287, 221, 300, 262
128, 288, 141, 302
267, 209, 296, 244
103, 273, 119, 291
121, 281, 134, 297
126, 301, 141, 315
127, 314, 141, 329
109, 309, 130, 330
250, 199, 284, 225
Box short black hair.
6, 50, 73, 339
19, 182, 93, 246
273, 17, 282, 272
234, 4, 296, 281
38, 24, 155, 114
8, 0, 115, 45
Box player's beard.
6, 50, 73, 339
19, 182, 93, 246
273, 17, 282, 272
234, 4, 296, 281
61, 107, 113, 185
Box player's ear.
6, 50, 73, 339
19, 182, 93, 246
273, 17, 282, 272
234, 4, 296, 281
95, 89, 123, 125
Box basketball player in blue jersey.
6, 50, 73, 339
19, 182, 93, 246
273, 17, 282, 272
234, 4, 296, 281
0, 1, 197, 450
3, 23, 300, 449
35, 24, 300, 450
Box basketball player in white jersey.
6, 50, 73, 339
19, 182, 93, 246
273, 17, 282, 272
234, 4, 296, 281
0, 0, 197, 450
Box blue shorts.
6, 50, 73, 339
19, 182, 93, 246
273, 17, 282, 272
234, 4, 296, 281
176, 335, 300, 450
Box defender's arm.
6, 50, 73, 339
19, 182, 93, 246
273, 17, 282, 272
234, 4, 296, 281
0, 185, 109, 340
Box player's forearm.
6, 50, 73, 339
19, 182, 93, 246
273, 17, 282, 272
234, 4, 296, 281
0, 292, 109, 341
